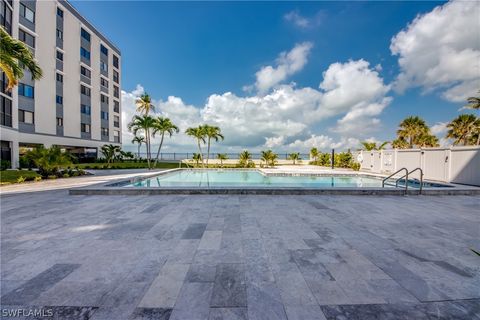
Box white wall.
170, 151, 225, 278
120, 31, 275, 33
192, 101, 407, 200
354, 146, 480, 186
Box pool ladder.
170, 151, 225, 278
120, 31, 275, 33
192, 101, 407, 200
382, 167, 424, 194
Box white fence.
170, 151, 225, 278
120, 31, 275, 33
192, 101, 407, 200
354, 146, 480, 186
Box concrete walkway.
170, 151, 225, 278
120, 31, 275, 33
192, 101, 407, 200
1, 189, 479, 319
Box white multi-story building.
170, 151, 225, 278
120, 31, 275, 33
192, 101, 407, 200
1, 0, 121, 168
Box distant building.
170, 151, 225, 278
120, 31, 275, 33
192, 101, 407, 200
1, 0, 121, 168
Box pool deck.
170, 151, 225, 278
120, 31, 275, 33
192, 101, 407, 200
1, 188, 479, 319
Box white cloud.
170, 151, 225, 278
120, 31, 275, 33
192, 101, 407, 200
121, 58, 390, 152
284, 10, 310, 28
390, 0, 480, 102
255, 42, 313, 93
430, 122, 448, 135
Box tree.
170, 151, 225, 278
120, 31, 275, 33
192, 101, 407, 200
288, 152, 301, 165
101, 144, 121, 165
217, 153, 228, 167
203, 125, 224, 166
131, 135, 145, 159
446, 114, 479, 146
416, 134, 439, 148
310, 148, 319, 162
261, 150, 278, 168
119, 151, 135, 161
397, 116, 429, 148
0, 26, 43, 91
465, 90, 480, 110
24, 146, 72, 177
128, 115, 155, 168
152, 117, 179, 167
360, 141, 389, 151
135, 93, 155, 115
238, 150, 252, 168
192, 153, 202, 167
391, 138, 409, 149
186, 126, 207, 168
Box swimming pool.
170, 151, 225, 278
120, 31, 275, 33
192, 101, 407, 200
122, 169, 411, 188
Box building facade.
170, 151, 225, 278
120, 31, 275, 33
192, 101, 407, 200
1, 0, 121, 168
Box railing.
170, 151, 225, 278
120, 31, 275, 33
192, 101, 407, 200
135, 152, 312, 161
396, 168, 424, 194
382, 168, 408, 193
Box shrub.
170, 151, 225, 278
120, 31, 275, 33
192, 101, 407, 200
0, 160, 11, 170
62, 173, 70, 178
351, 162, 361, 171
34, 176, 42, 182
16, 176, 26, 183
335, 152, 353, 168
47, 175, 57, 179
23, 146, 72, 177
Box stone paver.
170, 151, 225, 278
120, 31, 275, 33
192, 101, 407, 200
1, 190, 479, 319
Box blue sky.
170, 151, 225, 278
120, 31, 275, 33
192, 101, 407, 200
72, 1, 479, 152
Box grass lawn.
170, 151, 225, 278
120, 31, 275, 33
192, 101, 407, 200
75, 161, 187, 170
0, 170, 41, 185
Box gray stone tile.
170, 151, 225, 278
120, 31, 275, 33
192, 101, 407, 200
170, 282, 213, 320
199, 231, 223, 251
285, 305, 327, 320
208, 307, 247, 320
0, 263, 80, 305
308, 280, 351, 306
211, 264, 247, 307
246, 281, 287, 320
129, 307, 172, 320
182, 223, 208, 239
186, 264, 217, 283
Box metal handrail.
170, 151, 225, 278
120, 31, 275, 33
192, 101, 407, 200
395, 168, 424, 194
382, 168, 409, 193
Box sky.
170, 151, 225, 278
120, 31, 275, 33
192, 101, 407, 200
71, 0, 480, 153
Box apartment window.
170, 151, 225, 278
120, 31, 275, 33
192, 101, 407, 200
56, 7, 63, 18
0, 96, 12, 127
100, 61, 108, 72
56, 117, 63, 127
114, 130, 120, 142
56, 50, 63, 61
80, 47, 90, 60
113, 100, 120, 113
56, 95, 63, 104
19, 29, 35, 48
56, 29, 63, 40
100, 44, 108, 55
80, 66, 91, 78
80, 104, 91, 115
100, 77, 108, 88
20, 3, 34, 23
56, 73, 63, 83
113, 55, 119, 68
81, 123, 91, 133
113, 86, 119, 98
18, 83, 34, 98
80, 28, 90, 41
101, 94, 108, 104
18, 110, 34, 124
101, 127, 109, 136
1, 1, 13, 34
80, 85, 91, 96
101, 111, 109, 120
113, 70, 119, 83
114, 115, 119, 128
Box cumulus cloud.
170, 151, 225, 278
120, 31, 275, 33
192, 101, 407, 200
254, 42, 313, 93
430, 122, 448, 135
284, 10, 310, 28
121, 58, 391, 152
390, 0, 480, 102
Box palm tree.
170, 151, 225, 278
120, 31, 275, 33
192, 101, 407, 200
288, 152, 301, 165
238, 150, 252, 168
261, 150, 278, 167
131, 135, 145, 159
391, 138, 409, 149
416, 134, 439, 148
128, 115, 156, 168
310, 147, 319, 162
0, 26, 43, 91
101, 144, 121, 165
186, 126, 207, 168
217, 153, 228, 167
203, 125, 224, 166
24, 146, 71, 177
397, 116, 429, 148
152, 117, 179, 167
192, 153, 202, 167
465, 91, 480, 110
135, 93, 155, 115
446, 114, 479, 146
360, 141, 389, 151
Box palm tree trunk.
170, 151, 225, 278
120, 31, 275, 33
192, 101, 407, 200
137, 145, 140, 159
146, 129, 151, 169
154, 134, 165, 167
197, 140, 205, 168
206, 138, 211, 167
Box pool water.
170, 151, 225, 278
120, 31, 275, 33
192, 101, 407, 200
124, 169, 396, 188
